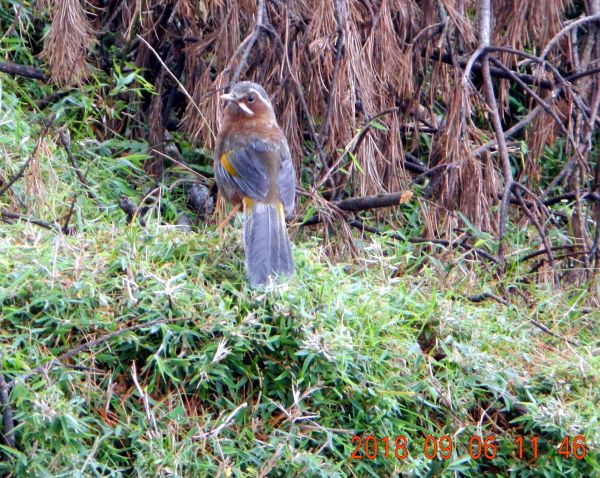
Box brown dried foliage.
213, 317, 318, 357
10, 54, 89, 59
36, 0, 600, 277
38, 0, 96, 85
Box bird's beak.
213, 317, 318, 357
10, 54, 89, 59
220, 92, 254, 116
220, 93, 237, 102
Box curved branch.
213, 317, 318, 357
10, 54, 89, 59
540, 13, 600, 61
229, 0, 266, 86
7, 317, 194, 387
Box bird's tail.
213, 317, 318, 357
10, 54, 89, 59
243, 199, 294, 286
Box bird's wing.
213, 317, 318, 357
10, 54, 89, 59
216, 140, 272, 201
277, 143, 296, 216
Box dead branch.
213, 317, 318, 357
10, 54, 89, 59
347, 218, 499, 264
485, 46, 590, 120
473, 104, 545, 156
0, 119, 53, 198
431, 52, 600, 93
412, 22, 446, 45
540, 13, 600, 61
300, 191, 413, 226
529, 317, 576, 344
518, 244, 584, 263
0, 156, 36, 199
58, 129, 102, 205
61, 195, 77, 234
489, 57, 579, 152
0, 358, 16, 448
477, 0, 513, 260
262, 23, 332, 188
320, 0, 346, 146
529, 252, 586, 274
0, 61, 46, 81
542, 191, 600, 207
567, 66, 600, 83
333, 191, 413, 212
513, 189, 559, 284
38, 89, 72, 109
432, 51, 555, 89
1, 208, 61, 232
462, 292, 509, 306
229, 0, 266, 86
7, 317, 194, 387
118, 196, 148, 226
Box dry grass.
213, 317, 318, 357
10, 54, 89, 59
12, 0, 600, 276
38, 0, 95, 85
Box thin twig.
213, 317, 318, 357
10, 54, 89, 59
542, 191, 600, 206
539, 13, 600, 61
477, 3, 513, 261
194, 402, 248, 439
135, 34, 216, 141
320, 0, 346, 145
431, 50, 555, 89
473, 104, 545, 156
316, 107, 401, 191
7, 317, 194, 387
229, 0, 266, 86
484, 46, 590, 122
262, 22, 333, 189
489, 57, 579, 152
513, 188, 559, 284
517, 244, 584, 263
61, 195, 77, 234
0, 356, 16, 448
0, 119, 53, 198
58, 129, 102, 205
131, 362, 159, 438
346, 218, 499, 263
528, 317, 578, 346
151, 148, 210, 182
1, 208, 61, 232
412, 22, 446, 45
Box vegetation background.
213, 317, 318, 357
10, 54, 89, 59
0, 0, 599, 476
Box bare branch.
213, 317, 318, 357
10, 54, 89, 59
58, 129, 102, 206
320, 0, 346, 145
8, 317, 194, 387
229, 0, 266, 85
0, 119, 53, 198
540, 13, 600, 61
0, 357, 15, 448
1, 208, 61, 232
477, 0, 513, 259
346, 218, 499, 264
135, 34, 216, 142
0, 61, 46, 81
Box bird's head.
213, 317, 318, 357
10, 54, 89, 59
220, 81, 275, 122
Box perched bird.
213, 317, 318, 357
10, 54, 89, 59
215, 81, 296, 286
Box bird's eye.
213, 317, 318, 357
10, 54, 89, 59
247, 94, 255, 103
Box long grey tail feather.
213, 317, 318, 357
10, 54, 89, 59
243, 202, 294, 286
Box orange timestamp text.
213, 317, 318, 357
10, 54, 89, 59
349, 434, 587, 461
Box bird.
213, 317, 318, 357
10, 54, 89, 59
214, 81, 296, 287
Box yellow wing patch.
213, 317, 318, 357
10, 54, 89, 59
276, 202, 285, 220
220, 153, 238, 177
